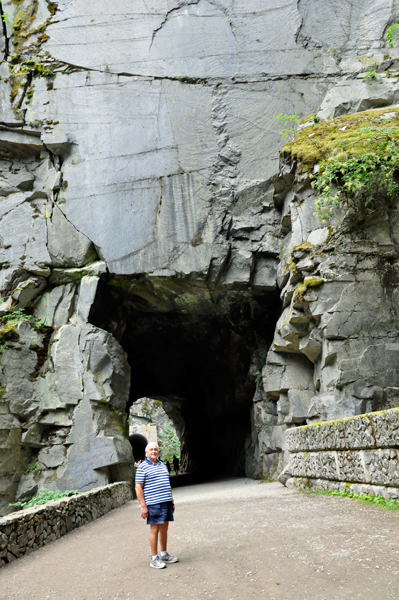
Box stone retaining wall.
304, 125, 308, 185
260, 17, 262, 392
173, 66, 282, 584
0, 482, 132, 568
284, 408, 399, 497
287, 477, 399, 500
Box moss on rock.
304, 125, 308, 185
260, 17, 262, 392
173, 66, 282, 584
283, 107, 399, 173
293, 277, 324, 302
0, 322, 20, 344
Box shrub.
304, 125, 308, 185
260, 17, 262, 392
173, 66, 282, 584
10, 488, 79, 510
282, 107, 399, 222
158, 422, 181, 464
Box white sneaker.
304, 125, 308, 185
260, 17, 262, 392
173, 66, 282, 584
160, 552, 179, 564
150, 555, 167, 569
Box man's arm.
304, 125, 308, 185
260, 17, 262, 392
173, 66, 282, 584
135, 482, 148, 519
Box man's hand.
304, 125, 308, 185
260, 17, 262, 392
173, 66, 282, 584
135, 482, 148, 519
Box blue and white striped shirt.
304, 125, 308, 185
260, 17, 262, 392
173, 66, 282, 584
135, 458, 173, 506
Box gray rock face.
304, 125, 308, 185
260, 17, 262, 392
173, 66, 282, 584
0, 318, 133, 513
317, 75, 399, 121
247, 95, 399, 479
1, 0, 399, 503
33, 283, 76, 328
264, 136, 399, 433
23, 0, 395, 279
47, 205, 96, 268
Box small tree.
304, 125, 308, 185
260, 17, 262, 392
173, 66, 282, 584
158, 422, 180, 464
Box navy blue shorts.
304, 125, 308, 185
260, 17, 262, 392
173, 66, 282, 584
147, 501, 174, 525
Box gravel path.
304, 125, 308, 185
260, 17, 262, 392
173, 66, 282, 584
0, 479, 398, 600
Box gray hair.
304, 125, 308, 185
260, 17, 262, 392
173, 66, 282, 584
145, 442, 159, 453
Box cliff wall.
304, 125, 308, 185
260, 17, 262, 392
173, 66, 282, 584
0, 0, 399, 511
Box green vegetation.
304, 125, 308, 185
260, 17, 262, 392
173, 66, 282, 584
10, 488, 79, 510
259, 475, 276, 483
141, 399, 152, 418
158, 422, 181, 464
0, 322, 19, 345
255, 356, 266, 382
47, 2, 58, 16
363, 67, 377, 81
294, 277, 324, 302
307, 488, 399, 511
0, 309, 47, 347
387, 23, 398, 48
24, 463, 44, 474
283, 107, 399, 222
1, 11, 13, 26
4, 0, 59, 112
8, 59, 54, 108
11, 1, 40, 56
11, 60, 54, 77
1, 308, 45, 329
275, 113, 301, 140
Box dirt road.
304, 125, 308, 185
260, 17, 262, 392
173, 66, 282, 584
0, 479, 398, 600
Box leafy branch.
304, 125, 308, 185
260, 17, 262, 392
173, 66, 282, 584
387, 23, 399, 48
275, 113, 301, 140
158, 422, 180, 463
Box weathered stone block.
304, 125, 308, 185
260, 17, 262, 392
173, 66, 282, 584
47, 205, 96, 268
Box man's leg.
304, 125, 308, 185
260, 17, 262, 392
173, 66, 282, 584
159, 521, 179, 563
149, 524, 160, 556
159, 522, 169, 553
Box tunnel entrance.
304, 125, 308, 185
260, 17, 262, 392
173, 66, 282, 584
129, 398, 181, 468
129, 433, 148, 463
91, 278, 281, 481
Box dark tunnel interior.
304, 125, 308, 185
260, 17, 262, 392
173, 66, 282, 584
91, 279, 281, 480
129, 433, 149, 463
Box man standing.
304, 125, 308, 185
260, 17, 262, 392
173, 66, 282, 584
135, 442, 179, 569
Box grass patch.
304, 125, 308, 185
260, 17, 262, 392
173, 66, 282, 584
306, 488, 399, 510
9, 488, 79, 510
